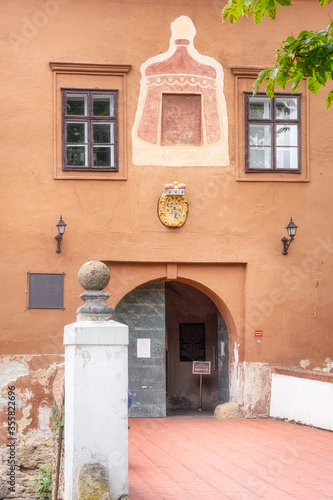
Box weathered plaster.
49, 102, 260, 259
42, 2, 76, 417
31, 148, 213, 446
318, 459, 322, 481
0, 355, 64, 438
229, 342, 241, 403
38, 406, 53, 438
19, 403, 33, 439
0, 355, 64, 499
0, 358, 30, 408
230, 361, 271, 418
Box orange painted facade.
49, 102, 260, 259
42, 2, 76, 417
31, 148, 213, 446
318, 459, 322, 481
1, 0, 333, 420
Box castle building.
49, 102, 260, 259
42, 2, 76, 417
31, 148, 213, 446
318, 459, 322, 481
1, 0, 332, 496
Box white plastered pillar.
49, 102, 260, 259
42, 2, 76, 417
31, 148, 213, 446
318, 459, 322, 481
63, 261, 129, 500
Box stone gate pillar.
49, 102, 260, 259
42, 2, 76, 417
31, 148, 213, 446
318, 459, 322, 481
63, 261, 129, 500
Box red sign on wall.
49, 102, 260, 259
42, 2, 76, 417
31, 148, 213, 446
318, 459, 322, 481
255, 330, 263, 337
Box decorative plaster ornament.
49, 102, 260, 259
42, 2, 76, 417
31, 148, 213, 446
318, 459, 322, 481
158, 179, 188, 228
132, 15, 229, 166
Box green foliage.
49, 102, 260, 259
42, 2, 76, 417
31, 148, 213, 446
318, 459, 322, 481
256, 22, 333, 108
66, 99, 84, 115
222, 0, 293, 24
93, 125, 111, 143
327, 89, 333, 108
222, 0, 333, 108
51, 404, 64, 435
31, 465, 52, 499
67, 123, 84, 143
93, 100, 110, 116
222, 0, 331, 24
221, 0, 244, 24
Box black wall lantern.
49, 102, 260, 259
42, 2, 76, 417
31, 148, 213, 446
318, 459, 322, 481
55, 216, 67, 253
281, 218, 298, 255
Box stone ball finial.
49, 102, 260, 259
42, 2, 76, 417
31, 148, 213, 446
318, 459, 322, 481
78, 261, 110, 291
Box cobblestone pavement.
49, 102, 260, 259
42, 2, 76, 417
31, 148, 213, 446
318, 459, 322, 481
128, 417, 333, 499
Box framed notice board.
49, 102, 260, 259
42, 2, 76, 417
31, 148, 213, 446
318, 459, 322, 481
179, 323, 205, 362
192, 361, 211, 375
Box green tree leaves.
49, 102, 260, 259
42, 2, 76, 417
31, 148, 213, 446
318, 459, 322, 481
222, 0, 284, 24
253, 0, 267, 24
222, 0, 333, 108
222, 0, 331, 24
254, 22, 333, 107
222, 0, 245, 24
266, 0, 278, 21
326, 90, 333, 108
276, 0, 292, 6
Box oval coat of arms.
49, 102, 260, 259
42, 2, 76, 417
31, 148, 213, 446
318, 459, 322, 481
158, 180, 188, 228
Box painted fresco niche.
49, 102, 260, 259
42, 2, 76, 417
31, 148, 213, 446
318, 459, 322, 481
132, 16, 229, 166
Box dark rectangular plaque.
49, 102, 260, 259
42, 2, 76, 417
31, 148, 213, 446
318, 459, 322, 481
179, 323, 205, 362
28, 273, 64, 309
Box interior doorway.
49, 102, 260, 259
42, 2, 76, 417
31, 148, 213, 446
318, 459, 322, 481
165, 281, 229, 414
115, 280, 229, 417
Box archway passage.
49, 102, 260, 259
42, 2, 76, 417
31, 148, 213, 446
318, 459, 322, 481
115, 280, 229, 417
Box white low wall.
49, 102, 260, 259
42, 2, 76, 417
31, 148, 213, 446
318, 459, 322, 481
270, 371, 333, 431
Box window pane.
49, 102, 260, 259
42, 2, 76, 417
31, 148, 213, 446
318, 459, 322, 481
66, 94, 87, 115
276, 124, 298, 146
93, 95, 114, 116
276, 147, 298, 169
276, 98, 298, 120
67, 122, 86, 143
249, 97, 271, 119
249, 147, 271, 169
93, 123, 114, 144
93, 146, 114, 167
249, 124, 271, 146
67, 146, 86, 166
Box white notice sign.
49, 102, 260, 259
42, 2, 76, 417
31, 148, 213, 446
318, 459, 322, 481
137, 338, 151, 358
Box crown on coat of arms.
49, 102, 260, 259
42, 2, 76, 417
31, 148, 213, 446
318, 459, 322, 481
163, 178, 186, 195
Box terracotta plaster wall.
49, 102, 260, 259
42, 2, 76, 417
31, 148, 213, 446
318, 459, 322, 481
0, 0, 332, 372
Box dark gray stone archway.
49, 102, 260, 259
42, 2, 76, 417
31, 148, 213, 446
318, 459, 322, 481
115, 281, 166, 417
115, 280, 229, 417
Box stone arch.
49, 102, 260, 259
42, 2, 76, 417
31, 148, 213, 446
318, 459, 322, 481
111, 268, 240, 362
114, 277, 232, 417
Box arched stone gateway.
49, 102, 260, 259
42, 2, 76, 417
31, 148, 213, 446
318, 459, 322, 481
115, 280, 229, 417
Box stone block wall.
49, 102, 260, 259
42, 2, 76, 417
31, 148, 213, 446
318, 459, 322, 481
115, 281, 166, 418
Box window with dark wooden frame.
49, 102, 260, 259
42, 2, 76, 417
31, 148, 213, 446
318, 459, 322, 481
245, 93, 301, 172
62, 89, 118, 171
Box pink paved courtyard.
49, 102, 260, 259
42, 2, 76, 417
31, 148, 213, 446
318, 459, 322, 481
129, 417, 333, 500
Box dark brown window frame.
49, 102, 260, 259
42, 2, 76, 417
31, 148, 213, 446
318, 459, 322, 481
62, 88, 118, 172
245, 92, 301, 173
